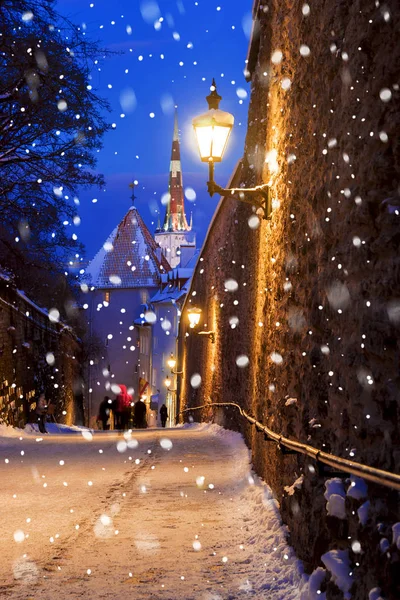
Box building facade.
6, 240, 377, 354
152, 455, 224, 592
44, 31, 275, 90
0, 270, 83, 427
84, 112, 197, 427
135, 252, 197, 427
84, 206, 170, 425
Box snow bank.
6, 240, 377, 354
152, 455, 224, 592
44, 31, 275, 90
321, 549, 353, 599
284, 474, 304, 496
180, 421, 211, 431
24, 422, 92, 435
0, 422, 92, 440
369, 588, 385, 600
392, 522, 400, 549
181, 422, 246, 445
347, 476, 368, 500
0, 423, 24, 438
324, 478, 346, 519
285, 397, 298, 406
206, 422, 244, 444
300, 567, 327, 600
379, 538, 389, 553
357, 500, 370, 526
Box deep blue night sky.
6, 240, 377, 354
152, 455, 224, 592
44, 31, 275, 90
56, 0, 252, 261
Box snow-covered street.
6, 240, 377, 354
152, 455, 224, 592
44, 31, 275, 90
0, 424, 304, 599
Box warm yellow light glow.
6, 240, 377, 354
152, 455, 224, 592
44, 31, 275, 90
192, 109, 234, 163
194, 126, 213, 160
164, 377, 172, 388
167, 354, 176, 370
188, 307, 202, 328
211, 125, 231, 159
265, 148, 279, 174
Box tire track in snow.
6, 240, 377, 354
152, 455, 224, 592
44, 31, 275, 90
2, 433, 160, 598
41, 436, 161, 575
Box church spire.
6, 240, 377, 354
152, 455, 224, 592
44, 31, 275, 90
161, 109, 191, 232
129, 180, 137, 206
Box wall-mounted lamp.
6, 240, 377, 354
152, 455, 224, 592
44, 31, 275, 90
164, 376, 172, 388
197, 330, 215, 344
167, 353, 176, 370
187, 308, 215, 344
187, 307, 202, 329
192, 79, 271, 220
166, 353, 183, 375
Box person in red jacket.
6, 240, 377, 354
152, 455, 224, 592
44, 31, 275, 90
115, 385, 132, 431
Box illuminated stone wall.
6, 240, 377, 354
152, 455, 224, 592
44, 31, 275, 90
180, 1, 400, 598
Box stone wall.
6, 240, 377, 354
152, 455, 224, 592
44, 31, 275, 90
0, 274, 84, 427
179, 1, 399, 598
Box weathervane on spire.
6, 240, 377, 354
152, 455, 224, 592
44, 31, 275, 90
129, 180, 137, 205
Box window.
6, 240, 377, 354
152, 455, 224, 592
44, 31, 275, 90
141, 333, 150, 355
104, 291, 110, 303
140, 289, 149, 304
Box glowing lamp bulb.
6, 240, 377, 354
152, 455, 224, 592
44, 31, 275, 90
167, 354, 177, 370
187, 308, 202, 329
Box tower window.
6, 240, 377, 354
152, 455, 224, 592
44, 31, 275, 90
104, 291, 110, 303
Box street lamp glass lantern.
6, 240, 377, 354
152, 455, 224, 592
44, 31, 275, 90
167, 353, 176, 370
192, 79, 234, 163
187, 307, 202, 328
192, 115, 234, 163
164, 377, 172, 388
191, 79, 272, 220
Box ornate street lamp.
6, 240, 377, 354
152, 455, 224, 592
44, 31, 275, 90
164, 376, 172, 388
192, 79, 271, 219
192, 82, 233, 165
187, 307, 215, 344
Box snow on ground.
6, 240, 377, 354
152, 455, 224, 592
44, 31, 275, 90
24, 422, 93, 435
0, 423, 306, 599
0, 423, 92, 440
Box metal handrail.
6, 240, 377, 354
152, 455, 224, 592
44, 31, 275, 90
177, 402, 400, 492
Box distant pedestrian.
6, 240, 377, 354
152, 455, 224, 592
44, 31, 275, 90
111, 397, 120, 429
97, 396, 111, 430
35, 392, 48, 434
134, 399, 147, 429
115, 385, 132, 430
160, 403, 168, 428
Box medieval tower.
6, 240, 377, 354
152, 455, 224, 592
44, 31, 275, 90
155, 111, 196, 268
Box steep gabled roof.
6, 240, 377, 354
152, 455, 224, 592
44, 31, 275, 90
86, 206, 171, 289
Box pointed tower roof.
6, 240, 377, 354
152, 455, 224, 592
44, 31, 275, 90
159, 110, 192, 233
86, 206, 171, 288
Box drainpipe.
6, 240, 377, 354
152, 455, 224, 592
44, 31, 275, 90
87, 292, 94, 427
173, 302, 181, 426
